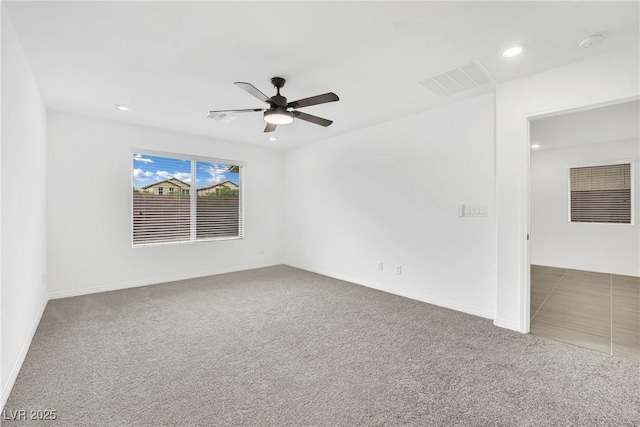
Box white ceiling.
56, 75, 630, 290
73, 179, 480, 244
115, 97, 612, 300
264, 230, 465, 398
5, 1, 639, 150
530, 99, 640, 151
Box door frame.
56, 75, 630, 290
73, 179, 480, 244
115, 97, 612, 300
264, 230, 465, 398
522, 96, 639, 333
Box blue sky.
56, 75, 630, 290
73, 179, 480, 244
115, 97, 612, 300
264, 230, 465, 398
133, 153, 239, 189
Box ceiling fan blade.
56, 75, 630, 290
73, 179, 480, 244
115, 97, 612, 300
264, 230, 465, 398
234, 82, 270, 103
264, 123, 277, 133
287, 92, 339, 109
293, 111, 333, 127
206, 108, 263, 118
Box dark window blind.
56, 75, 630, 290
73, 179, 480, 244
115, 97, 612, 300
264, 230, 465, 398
569, 163, 631, 224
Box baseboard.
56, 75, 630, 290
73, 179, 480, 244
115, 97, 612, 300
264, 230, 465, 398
493, 317, 522, 332
1, 296, 48, 411
49, 261, 282, 300
288, 264, 495, 320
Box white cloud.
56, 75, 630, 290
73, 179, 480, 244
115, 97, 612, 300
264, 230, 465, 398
202, 163, 228, 184
133, 168, 154, 179
155, 170, 191, 183
156, 170, 172, 179
172, 172, 192, 183
133, 168, 155, 187
133, 153, 153, 163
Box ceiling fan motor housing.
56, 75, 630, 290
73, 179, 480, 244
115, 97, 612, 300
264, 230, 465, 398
269, 94, 288, 107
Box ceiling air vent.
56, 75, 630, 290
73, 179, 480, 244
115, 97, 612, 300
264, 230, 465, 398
420, 60, 494, 97
206, 112, 238, 123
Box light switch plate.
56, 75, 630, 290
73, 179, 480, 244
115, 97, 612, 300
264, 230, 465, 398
458, 204, 487, 217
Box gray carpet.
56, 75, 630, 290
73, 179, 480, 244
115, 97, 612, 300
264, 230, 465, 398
4, 265, 639, 426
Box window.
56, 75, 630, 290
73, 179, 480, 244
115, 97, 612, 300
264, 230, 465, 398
132, 152, 243, 245
569, 163, 632, 224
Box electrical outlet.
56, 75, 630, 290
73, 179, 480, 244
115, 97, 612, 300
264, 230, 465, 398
395, 265, 402, 275
377, 261, 384, 271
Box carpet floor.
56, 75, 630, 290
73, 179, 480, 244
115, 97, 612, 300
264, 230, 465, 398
4, 265, 639, 426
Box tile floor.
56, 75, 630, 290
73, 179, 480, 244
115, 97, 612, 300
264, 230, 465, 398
530, 265, 640, 361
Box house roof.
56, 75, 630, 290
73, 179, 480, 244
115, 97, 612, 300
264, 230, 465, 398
197, 180, 239, 192
142, 177, 189, 190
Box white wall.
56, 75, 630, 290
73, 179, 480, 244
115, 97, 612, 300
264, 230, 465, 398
284, 93, 496, 319
495, 46, 640, 332
531, 139, 639, 276
1, 7, 48, 409
47, 112, 283, 297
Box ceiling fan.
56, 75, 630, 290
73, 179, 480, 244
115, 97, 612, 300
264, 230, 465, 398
207, 77, 339, 133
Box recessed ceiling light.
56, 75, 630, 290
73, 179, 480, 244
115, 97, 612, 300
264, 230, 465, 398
115, 104, 130, 111
269, 137, 277, 141
502, 46, 523, 58
531, 144, 541, 149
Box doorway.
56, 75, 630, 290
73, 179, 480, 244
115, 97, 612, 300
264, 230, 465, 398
528, 100, 639, 361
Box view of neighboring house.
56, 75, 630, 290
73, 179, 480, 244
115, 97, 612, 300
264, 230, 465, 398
136, 178, 239, 196
140, 177, 190, 195
196, 180, 239, 196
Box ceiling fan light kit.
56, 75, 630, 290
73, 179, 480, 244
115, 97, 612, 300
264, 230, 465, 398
208, 76, 339, 133
264, 107, 294, 125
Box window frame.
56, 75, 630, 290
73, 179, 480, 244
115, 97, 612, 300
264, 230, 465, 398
131, 149, 245, 247
567, 159, 635, 226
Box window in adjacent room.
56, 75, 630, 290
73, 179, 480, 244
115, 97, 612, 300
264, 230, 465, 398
569, 162, 632, 224
132, 152, 243, 245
